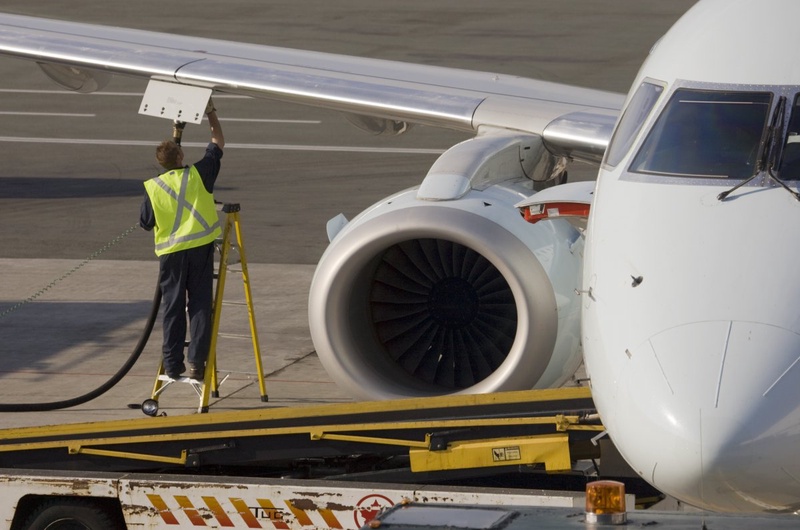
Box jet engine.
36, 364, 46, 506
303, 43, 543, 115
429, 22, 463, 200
309, 133, 585, 400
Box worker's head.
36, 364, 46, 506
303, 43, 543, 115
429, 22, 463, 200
155, 140, 184, 170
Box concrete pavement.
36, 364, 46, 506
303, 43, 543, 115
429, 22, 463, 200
0, 258, 352, 428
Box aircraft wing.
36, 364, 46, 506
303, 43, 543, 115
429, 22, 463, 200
0, 13, 623, 164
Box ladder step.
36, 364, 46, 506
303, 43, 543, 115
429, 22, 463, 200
157, 374, 203, 384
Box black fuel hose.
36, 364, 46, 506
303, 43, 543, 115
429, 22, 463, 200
0, 282, 161, 412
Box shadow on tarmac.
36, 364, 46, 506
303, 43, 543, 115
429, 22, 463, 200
0, 177, 145, 199
0, 300, 154, 381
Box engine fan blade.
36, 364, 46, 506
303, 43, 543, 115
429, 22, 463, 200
370, 238, 517, 390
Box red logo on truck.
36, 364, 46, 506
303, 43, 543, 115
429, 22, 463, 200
354, 494, 394, 527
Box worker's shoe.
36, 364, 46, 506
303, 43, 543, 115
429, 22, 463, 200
188, 364, 205, 381
165, 363, 186, 380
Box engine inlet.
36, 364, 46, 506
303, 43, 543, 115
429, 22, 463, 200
369, 238, 517, 389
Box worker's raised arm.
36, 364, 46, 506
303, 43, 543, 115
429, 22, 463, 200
207, 110, 224, 150
205, 98, 224, 150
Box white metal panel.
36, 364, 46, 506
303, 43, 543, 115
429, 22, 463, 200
139, 80, 211, 124
116, 475, 589, 529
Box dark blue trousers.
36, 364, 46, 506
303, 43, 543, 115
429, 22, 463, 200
158, 243, 214, 375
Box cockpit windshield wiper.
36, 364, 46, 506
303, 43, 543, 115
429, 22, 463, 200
718, 96, 800, 201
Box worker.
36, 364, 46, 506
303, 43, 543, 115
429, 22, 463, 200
139, 98, 225, 381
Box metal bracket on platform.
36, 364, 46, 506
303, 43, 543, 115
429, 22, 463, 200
68, 445, 188, 465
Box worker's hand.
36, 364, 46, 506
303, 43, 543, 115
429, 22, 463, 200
172, 120, 186, 145
205, 97, 216, 115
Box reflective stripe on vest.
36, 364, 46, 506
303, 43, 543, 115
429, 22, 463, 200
144, 166, 221, 256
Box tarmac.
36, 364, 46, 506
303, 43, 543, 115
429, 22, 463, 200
0, 258, 354, 428
0, 1, 697, 431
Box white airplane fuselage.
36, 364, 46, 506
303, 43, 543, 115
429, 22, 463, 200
583, 0, 800, 512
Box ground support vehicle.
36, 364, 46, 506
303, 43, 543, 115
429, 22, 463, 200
1, 387, 796, 528
0, 468, 606, 529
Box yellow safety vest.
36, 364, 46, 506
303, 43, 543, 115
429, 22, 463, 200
144, 166, 221, 256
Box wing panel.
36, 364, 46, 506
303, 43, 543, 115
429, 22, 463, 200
0, 18, 196, 78
175, 58, 482, 128
0, 12, 625, 157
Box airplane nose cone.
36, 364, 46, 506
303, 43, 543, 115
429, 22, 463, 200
610, 321, 800, 512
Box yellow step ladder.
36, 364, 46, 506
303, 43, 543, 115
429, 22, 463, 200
142, 203, 268, 415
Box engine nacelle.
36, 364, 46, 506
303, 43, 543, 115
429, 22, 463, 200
309, 176, 584, 400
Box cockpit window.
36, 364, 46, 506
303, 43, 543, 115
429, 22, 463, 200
629, 89, 771, 179
604, 81, 663, 168
778, 94, 800, 180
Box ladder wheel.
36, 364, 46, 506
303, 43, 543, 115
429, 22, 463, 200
141, 399, 160, 417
